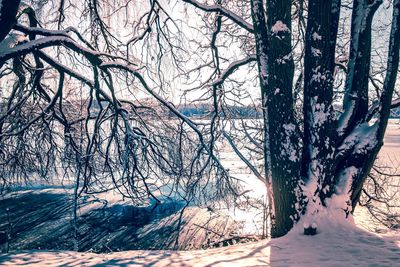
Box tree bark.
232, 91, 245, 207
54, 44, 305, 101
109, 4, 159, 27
251, 0, 302, 237
0, 0, 21, 43
302, 0, 341, 206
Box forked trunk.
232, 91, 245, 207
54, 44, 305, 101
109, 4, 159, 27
252, 0, 400, 237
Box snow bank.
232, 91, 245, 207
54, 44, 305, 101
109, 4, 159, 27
1, 216, 399, 266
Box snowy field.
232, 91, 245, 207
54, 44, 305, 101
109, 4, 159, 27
1, 215, 399, 266
0, 120, 399, 266
378, 120, 400, 161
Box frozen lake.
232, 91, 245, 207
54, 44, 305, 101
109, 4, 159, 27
380, 120, 400, 162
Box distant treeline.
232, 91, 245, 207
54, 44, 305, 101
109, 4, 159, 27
178, 105, 262, 119
3, 100, 398, 120
179, 105, 400, 119
390, 107, 400, 118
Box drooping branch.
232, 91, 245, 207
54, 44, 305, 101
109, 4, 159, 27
0, 36, 102, 67
222, 131, 265, 184
98, 61, 239, 196
212, 55, 257, 87
181, 0, 254, 33
366, 98, 400, 121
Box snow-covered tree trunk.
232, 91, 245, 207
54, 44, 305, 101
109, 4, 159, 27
250, 0, 400, 237
301, 0, 341, 215
342, 0, 400, 210
250, 0, 302, 238
335, 0, 385, 210
301, 0, 400, 234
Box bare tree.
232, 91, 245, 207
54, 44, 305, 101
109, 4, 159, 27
1, 0, 400, 240
0, 0, 240, 216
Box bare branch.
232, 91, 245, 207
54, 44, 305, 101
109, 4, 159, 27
182, 0, 254, 33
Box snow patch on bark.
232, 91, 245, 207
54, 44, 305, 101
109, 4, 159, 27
281, 123, 299, 162
276, 53, 292, 64
271, 21, 290, 34
326, 166, 358, 215
300, 164, 358, 232
0, 33, 27, 52
337, 102, 356, 136
312, 32, 322, 41
311, 47, 322, 57
338, 122, 379, 156
311, 66, 330, 82
259, 52, 268, 78
312, 101, 329, 127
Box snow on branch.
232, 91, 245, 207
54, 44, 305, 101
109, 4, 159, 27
12, 24, 96, 50
336, 122, 378, 161
366, 98, 400, 121
213, 55, 257, 86
13, 24, 70, 38
182, 0, 254, 33
99, 61, 200, 131
391, 98, 400, 108
222, 131, 265, 184
100, 61, 238, 194
37, 51, 114, 106
0, 36, 102, 66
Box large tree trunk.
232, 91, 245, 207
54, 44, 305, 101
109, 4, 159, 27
251, 0, 302, 238
302, 0, 341, 209
0, 0, 21, 43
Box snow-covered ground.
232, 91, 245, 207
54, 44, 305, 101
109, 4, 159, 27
1, 213, 399, 266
